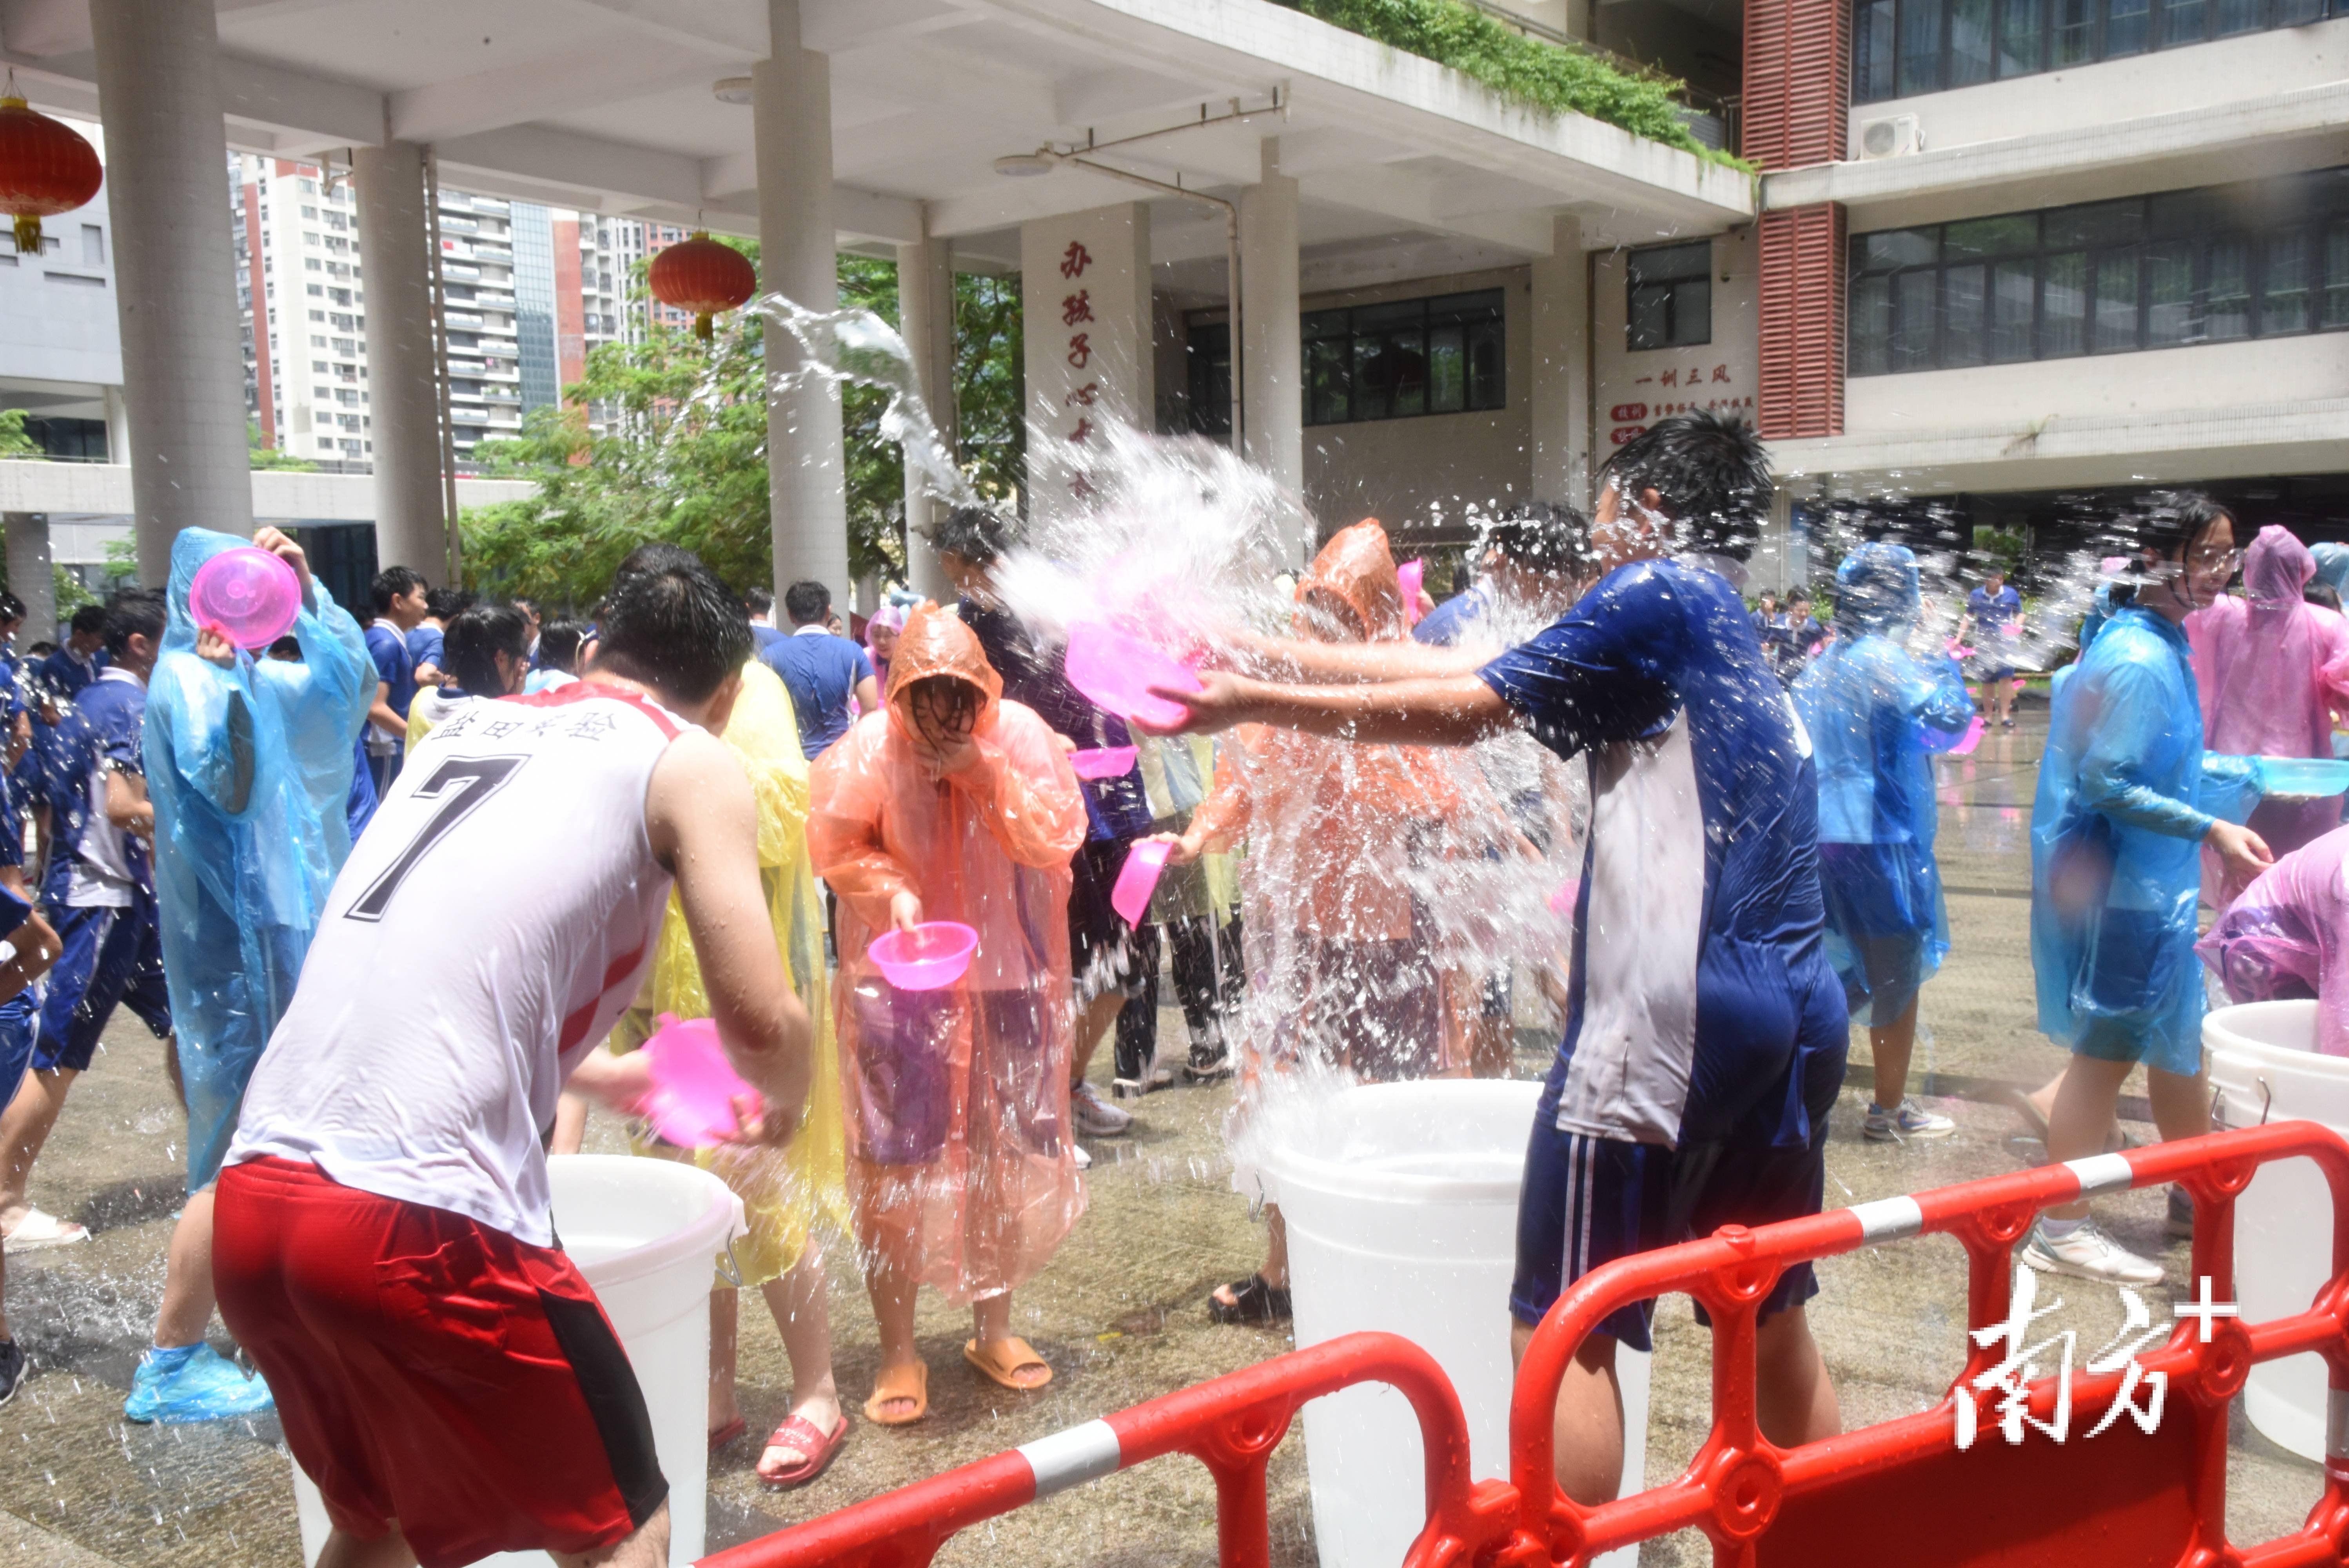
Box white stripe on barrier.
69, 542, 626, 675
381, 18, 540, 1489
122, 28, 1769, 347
1018, 1419, 1122, 1499
1849, 1195, 1924, 1244
2064, 1152, 2135, 1198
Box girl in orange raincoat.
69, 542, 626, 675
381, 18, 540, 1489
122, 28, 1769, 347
806, 604, 1089, 1426
1164, 519, 1482, 1323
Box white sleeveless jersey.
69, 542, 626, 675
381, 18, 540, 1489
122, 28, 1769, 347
229, 684, 682, 1245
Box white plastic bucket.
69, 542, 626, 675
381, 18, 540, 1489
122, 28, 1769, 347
1265, 1080, 1651, 1568
292, 1154, 747, 1566
2206, 999, 2343, 1465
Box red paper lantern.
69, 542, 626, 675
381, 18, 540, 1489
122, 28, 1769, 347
0, 94, 102, 257
648, 231, 755, 343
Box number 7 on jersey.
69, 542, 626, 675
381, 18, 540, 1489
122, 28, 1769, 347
346, 754, 528, 922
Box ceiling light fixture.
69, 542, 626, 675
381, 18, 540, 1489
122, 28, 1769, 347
991, 152, 1058, 178
712, 77, 753, 105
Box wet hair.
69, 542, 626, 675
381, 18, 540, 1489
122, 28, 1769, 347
783, 580, 833, 626
589, 548, 752, 703
25, 641, 53, 659
425, 586, 474, 621
1787, 586, 1812, 607
103, 588, 166, 659
445, 604, 532, 695
69, 604, 106, 638
1483, 502, 1590, 575
370, 566, 426, 614
0, 593, 23, 624
931, 506, 1014, 566
1598, 409, 1773, 560
538, 618, 585, 674
266, 635, 303, 662
2307, 581, 2342, 612
743, 586, 774, 619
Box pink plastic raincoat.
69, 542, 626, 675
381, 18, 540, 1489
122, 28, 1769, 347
2197, 820, 2349, 1055
806, 604, 1090, 1303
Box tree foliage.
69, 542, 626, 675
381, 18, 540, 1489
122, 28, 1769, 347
0, 410, 42, 461
249, 416, 320, 471
462, 243, 1024, 607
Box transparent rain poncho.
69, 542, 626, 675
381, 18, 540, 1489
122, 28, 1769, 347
805, 604, 1089, 1303
608, 659, 850, 1286
2031, 603, 2260, 1068
2197, 821, 2349, 1054
2186, 524, 2349, 878
1792, 544, 1975, 1025
1189, 521, 1468, 1082
145, 528, 372, 1189
2314, 541, 2349, 602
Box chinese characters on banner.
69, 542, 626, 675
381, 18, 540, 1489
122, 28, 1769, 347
1953, 1272, 2239, 1449
1020, 206, 1151, 527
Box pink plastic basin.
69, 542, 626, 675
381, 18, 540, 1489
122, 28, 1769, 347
640, 1013, 764, 1149
1947, 716, 1988, 756
189, 546, 301, 650
1068, 745, 1138, 780
868, 921, 978, 990
1547, 878, 1579, 918
1064, 621, 1203, 730
1111, 838, 1172, 926
1397, 559, 1426, 628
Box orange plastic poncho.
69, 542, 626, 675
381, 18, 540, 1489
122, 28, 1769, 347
1194, 521, 1471, 1077
806, 604, 1090, 1303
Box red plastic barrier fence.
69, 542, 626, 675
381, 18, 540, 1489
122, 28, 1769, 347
700, 1330, 1516, 1568
1504, 1120, 2349, 1568
709, 1122, 2349, 1568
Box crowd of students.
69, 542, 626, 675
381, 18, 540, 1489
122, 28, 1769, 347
0, 407, 2338, 1563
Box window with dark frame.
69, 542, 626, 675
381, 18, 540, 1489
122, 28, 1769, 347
1848, 166, 2349, 376
1627, 241, 1714, 352
1303, 289, 1506, 426
1854, 0, 2343, 102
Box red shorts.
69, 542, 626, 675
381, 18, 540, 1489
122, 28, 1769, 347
214, 1157, 666, 1568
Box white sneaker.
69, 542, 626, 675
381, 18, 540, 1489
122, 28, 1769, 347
1071, 1080, 1133, 1138
2019, 1220, 2164, 1286
1072, 1143, 1092, 1171
1863, 1098, 1956, 1142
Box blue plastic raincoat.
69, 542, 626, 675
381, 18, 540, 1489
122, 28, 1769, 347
2313, 542, 2349, 602
1793, 544, 1975, 1025
145, 529, 372, 1189
2030, 603, 2258, 1073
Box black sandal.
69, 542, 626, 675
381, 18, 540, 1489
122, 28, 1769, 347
1209, 1274, 1292, 1325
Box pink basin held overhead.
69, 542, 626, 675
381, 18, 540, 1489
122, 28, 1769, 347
1068, 745, 1138, 780
640, 1013, 764, 1149
1063, 620, 1204, 731
868, 921, 978, 991
188, 546, 302, 650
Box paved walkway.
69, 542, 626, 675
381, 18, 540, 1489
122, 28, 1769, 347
0, 704, 2325, 1564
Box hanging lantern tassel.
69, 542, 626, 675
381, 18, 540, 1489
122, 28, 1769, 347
648, 231, 755, 348
0, 94, 103, 258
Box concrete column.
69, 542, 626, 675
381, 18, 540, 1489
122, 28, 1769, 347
1020, 203, 1151, 535
755, 0, 851, 600
89, 0, 254, 584
1239, 139, 1304, 563
354, 142, 449, 582
1529, 212, 1593, 513
102, 387, 130, 469
3, 515, 54, 644
896, 220, 958, 604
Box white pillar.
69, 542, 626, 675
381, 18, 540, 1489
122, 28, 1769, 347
1529, 212, 1592, 514
756, 0, 850, 600
1020, 203, 1151, 535
1240, 138, 1305, 565
897, 220, 958, 604
89, 0, 255, 584
4, 515, 54, 644
102, 386, 130, 469
354, 142, 449, 582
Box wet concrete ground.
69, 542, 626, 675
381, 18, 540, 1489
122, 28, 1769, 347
0, 702, 2329, 1564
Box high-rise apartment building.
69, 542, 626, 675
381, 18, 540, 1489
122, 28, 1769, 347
233, 155, 372, 472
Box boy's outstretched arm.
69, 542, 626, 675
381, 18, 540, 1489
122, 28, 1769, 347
1216, 628, 1487, 684
1137, 669, 1516, 748
642, 726, 813, 1139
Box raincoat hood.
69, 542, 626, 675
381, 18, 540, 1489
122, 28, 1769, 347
2313, 542, 2349, 599
165, 526, 254, 653
1833, 542, 1921, 634
1298, 519, 1406, 642
885, 601, 1000, 739
2245, 523, 2315, 613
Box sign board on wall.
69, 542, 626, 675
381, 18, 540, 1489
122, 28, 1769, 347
1590, 229, 1758, 457
1020, 203, 1152, 532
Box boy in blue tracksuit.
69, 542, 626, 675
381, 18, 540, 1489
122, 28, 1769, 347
0, 590, 172, 1258
1143, 411, 1845, 1504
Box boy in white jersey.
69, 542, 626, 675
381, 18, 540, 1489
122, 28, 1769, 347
215, 553, 812, 1568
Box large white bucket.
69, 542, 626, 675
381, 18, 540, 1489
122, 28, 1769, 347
292, 1154, 747, 1566
1265, 1080, 1651, 1568
2206, 999, 2343, 1465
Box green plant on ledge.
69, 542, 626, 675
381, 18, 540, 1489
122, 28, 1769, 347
1274, 0, 1756, 173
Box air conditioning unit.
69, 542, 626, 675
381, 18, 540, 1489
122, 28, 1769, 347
1858, 115, 1924, 159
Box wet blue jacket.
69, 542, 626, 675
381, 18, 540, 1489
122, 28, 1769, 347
145, 529, 372, 1189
